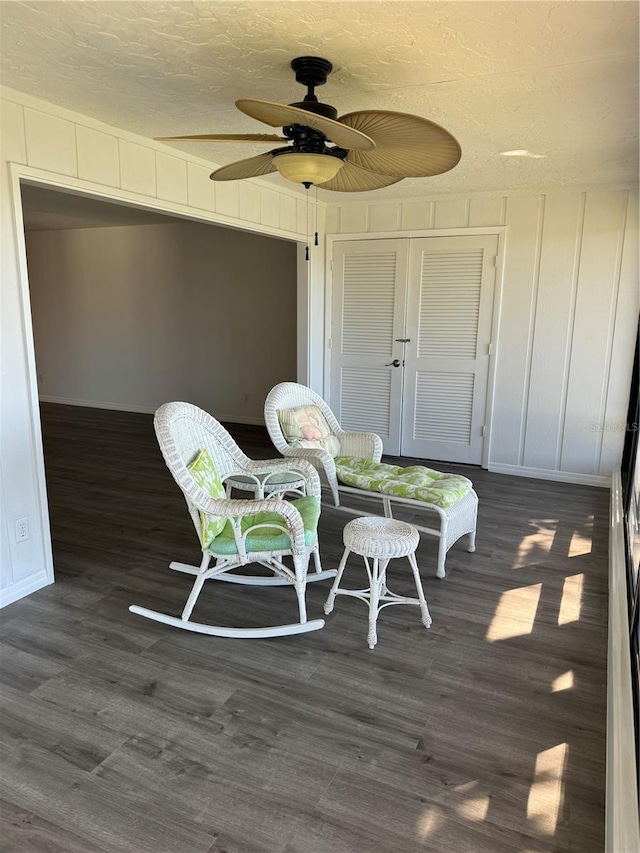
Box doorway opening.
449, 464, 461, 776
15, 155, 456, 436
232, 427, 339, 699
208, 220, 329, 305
20, 180, 300, 589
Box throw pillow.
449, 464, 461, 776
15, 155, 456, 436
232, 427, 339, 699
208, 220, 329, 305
278, 405, 332, 443
187, 448, 227, 549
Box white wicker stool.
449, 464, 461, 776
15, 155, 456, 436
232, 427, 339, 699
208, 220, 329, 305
324, 517, 432, 649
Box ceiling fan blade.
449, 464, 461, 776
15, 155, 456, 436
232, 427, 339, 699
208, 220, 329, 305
156, 133, 286, 143
236, 99, 375, 151
316, 161, 402, 193
339, 111, 461, 177
210, 153, 277, 182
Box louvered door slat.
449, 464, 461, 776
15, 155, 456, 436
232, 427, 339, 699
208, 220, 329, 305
418, 249, 484, 359
413, 373, 474, 444
402, 235, 498, 464
342, 253, 397, 358
331, 239, 408, 455
341, 368, 392, 436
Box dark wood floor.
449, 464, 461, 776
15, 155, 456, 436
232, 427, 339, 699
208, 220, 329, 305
0, 403, 609, 852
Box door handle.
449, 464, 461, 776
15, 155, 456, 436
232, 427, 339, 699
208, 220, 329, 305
385, 359, 401, 367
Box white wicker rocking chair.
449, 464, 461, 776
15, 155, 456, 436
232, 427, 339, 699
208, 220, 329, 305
129, 401, 335, 638
264, 383, 477, 579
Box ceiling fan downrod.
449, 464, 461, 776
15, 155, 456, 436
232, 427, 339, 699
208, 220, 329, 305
289, 56, 338, 120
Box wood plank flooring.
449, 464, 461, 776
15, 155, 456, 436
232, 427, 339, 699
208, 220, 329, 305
0, 403, 609, 852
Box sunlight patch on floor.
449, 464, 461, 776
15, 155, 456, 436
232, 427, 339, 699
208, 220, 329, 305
551, 670, 574, 692
568, 530, 593, 557
513, 522, 557, 568
558, 574, 583, 625
450, 780, 491, 822
527, 743, 568, 835
416, 805, 442, 839
485, 583, 542, 642
456, 794, 491, 822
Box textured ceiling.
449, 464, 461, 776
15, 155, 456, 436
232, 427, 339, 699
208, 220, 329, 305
1, 1, 638, 200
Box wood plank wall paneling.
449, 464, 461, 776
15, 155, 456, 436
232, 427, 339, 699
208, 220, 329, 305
3, 91, 316, 241
24, 108, 77, 176
186, 163, 215, 212
155, 152, 188, 205
331, 189, 638, 481
561, 192, 629, 475
468, 197, 506, 228
76, 126, 119, 187
400, 201, 434, 231
214, 180, 240, 219
118, 139, 156, 196
492, 195, 543, 466
369, 202, 401, 232
522, 193, 585, 470
1, 98, 27, 163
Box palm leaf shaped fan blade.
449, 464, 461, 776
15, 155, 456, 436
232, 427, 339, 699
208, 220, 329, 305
235, 99, 375, 151
315, 161, 402, 192
156, 57, 461, 192
338, 110, 461, 177
210, 153, 277, 181
156, 133, 286, 143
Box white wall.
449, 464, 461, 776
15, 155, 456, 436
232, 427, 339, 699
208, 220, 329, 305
0, 86, 326, 607
27, 221, 297, 422
327, 190, 639, 484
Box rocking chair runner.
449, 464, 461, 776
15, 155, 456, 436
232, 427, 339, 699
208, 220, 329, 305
129, 401, 335, 638
264, 382, 478, 579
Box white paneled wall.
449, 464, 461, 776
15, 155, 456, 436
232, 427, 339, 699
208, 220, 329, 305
329, 189, 638, 484
0, 86, 324, 607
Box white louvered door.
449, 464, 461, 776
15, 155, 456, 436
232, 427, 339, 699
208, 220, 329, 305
401, 235, 498, 464
330, 239, 408, 454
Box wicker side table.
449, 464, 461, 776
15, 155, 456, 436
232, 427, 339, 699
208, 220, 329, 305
225, 471, 307, 500
324, 516, 432, 649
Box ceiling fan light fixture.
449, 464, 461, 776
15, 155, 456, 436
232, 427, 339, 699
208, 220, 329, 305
272, 151, 344, 186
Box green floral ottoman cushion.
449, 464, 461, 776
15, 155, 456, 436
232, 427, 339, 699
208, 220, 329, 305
334, 457, 473, 509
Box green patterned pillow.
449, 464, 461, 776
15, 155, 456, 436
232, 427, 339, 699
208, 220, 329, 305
188, 448, 226, 549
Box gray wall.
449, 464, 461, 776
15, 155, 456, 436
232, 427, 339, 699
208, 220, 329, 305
27, 221, 297, 422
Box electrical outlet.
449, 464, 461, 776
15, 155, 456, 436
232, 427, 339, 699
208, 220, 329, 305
15, 517, 29, 542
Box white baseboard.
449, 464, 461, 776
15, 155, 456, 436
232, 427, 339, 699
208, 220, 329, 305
488, 462, 610, 488
39, 394, 157, 414
0, 569, 51, 609
215, 414, 266, 426
38, 396, 265, 426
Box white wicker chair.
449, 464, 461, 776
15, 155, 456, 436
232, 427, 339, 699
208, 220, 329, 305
264, 382, 383, 506
129, 401, 335, 638
264, 382, 477, 579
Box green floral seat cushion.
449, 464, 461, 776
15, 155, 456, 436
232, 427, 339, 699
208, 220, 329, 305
334, 457, 472, 509
209, 496, 320, 556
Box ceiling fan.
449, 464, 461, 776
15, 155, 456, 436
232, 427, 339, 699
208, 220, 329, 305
158, 56, 461, 192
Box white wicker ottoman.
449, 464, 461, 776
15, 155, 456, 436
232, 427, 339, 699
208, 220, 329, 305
324, 517, 432, 649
